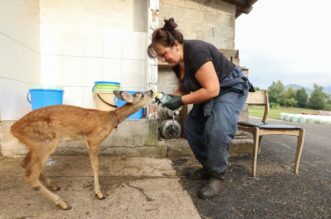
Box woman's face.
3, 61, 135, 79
154, 42, 182, 67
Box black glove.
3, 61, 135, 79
155, 92, 172, 105
163, 94, 183, 110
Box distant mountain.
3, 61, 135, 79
285, 84, 331, 95
285, 84, 313, 95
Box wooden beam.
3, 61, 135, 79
222, 0, 258, 17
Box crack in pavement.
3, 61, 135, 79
125, 182, 155, 202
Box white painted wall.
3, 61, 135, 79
40, 0, 148, 109
0, 0, 148, 120
0, 0, 41, 120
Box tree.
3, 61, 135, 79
268, 81, 285, 105
296, 88, 308, 108
283, 98, 297, 107
308, 83, 329, 109
284, 87, 296, 99
283, 88, 297, 106
326, 98, 331, 110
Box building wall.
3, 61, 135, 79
157, 0, 248, 125
0, 0, 248, 157
160, 0, 235, 49
40, 0, 148, 109
0, 0, 41, 120
157, 0, 236, 94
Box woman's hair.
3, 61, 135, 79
147, 18, 184, 58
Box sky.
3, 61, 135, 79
236, 0, 331, 89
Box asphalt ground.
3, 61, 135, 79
171, 119, 331, 219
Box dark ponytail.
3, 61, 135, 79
162, 17, 178, 32
147, 18, 184, 58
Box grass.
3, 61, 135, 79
248, 106, 320, 120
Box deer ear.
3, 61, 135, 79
121, 92, 134, 103
134, 92, 143, 99
113, 90, 133, 103
113, 90, 122, 99
127, 92, 142, 104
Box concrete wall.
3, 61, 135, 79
40, 0, 148, 109
157, 0, 248, 134
158, 0, 236, 94
0, 0, 41, 120
159, 0, 236, 50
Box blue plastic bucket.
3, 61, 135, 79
115, 91, 144, 120
27, 88, 64, 110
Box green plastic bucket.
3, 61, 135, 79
93, 81, 121, 111
92, 81, 120, 92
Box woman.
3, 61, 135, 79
148, 18, 253, 199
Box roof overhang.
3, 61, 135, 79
222, 0, 258, 18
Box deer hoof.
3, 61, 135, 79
56, 203, 72, 210
58, 205, 72, 210
63, 205, 72, 210
55, 199, 71, 210
32, 186, 41, 191
50, 185, 60, 191
95, 193, 106, 200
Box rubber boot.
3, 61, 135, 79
198, 176, 224, 199
185, 168, 209, 180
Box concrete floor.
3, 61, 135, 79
0, 155, 200, 219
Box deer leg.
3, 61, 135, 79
40, 173, 60, 191
23, 139, 71, 210
31, 178, 70, 210
87, 144, 104, 199
24, 152, 71, 210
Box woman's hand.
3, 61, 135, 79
163, 95, 183, 110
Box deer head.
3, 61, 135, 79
113, 90, 154, 106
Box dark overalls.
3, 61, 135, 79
184, 67, 251, 179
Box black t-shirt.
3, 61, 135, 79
173, 39, 235, 93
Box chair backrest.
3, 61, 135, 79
246, 90, 270, 123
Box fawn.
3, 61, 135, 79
11, 90, 154, 209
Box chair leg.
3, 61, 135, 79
252, 129, 260, 177
294, 129, 305, 175
258, 136, 263, 153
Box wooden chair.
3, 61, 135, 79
238, 90, 305, 177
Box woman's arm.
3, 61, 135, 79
181, 61, 220, 104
